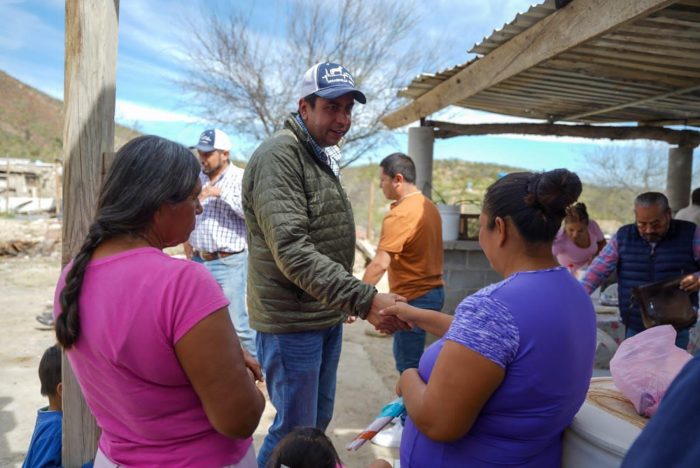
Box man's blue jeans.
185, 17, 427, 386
194, 251, 257, 358
394, 286, 445, 373
625, 325, 690, 350
255, 324, 343, 468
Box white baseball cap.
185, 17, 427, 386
300, 62, 366, 104
191, 128, 231, 152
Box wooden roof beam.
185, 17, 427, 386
561, 83, 700, 121
382, 0, 677, 129
426, 120, 700, 147
639, 117, 700, 127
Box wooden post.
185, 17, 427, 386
4, 159, 9, 213
54, 160, 62, 217
62, 0, 120, 466
367, 179, 375, 241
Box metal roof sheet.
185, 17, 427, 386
398, 0, 700, 125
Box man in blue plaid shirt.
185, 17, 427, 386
186, 128, 256, 358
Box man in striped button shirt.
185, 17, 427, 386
186, 128, 257, 358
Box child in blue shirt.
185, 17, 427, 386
23, 344, 62, 468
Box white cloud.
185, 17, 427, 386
0, 1, 63, 51
118, 0, 192, 64
117, 54, 184, 83
418, 0, 536, 66
115, 100, 201, 124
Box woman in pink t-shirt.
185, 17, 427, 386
552, 203, 606, 274
53, 136, 265, 467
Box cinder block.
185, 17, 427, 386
444, 251, 467, 269
467, 251, 492, 270
448, 269, 488, 289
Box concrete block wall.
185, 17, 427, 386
442, 240, 501, 315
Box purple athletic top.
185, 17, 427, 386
400, 267, 596, 468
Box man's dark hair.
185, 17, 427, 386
39, 344, 62, 397
691, 188, 700, 206
302, 94, 318, 109
380, 152, 416, 184
635, 192, 670, 211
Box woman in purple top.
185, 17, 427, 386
552, 203, 606, 274
379, 169, 596, 467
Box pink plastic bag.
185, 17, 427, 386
610, 325, 692, 417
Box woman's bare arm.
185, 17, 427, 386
176, 308, 265, 438
399, 341, 504, 442
380, 302, 452, 337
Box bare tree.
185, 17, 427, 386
578, 142, 666, 224
177, 0, 435, 165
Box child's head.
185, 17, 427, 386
267, 427, 341, 468
39, 344, 62, 410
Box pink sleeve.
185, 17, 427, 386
551, 229, 565, 256
167, 262, 230, 344
589, 220, 605, 242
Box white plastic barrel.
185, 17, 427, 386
437, 204, 460, 242
562, 377, 643, 467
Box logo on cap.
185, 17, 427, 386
300, 62, 366, 104
319, 64, 354, 87
191, 128, 231, 152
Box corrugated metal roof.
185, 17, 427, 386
398, 0, 700, 125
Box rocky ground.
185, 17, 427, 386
0, 217, 62, 257
0, 217, 399, 468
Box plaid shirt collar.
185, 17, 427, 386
294, 113, 341, 178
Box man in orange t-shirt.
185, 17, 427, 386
363, 153, 444, 375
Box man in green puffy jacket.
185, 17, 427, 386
243, 62, 405, 467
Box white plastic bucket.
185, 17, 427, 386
437, 204, 460, 242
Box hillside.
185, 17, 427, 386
0, 70, 139, 161
341, 160, 634, 238
1, 70, 636, 229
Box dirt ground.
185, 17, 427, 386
0, 218, 400, 468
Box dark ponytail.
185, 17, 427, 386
483, 169, 582, 244
55, 135, 200, 349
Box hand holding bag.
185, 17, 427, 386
631, 274, 698, 330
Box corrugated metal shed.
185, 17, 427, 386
397, 0, 700, 125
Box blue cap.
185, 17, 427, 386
300, 62, 367, 104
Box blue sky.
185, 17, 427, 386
1, 0, 692, 176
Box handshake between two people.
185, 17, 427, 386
365, 292, 414, 335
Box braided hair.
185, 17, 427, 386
56, 135, 200, 349
483, 169, 582, 244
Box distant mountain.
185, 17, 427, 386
0, 71, 634, 228
342, 159, 633, 237
0, 70, 139, 161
